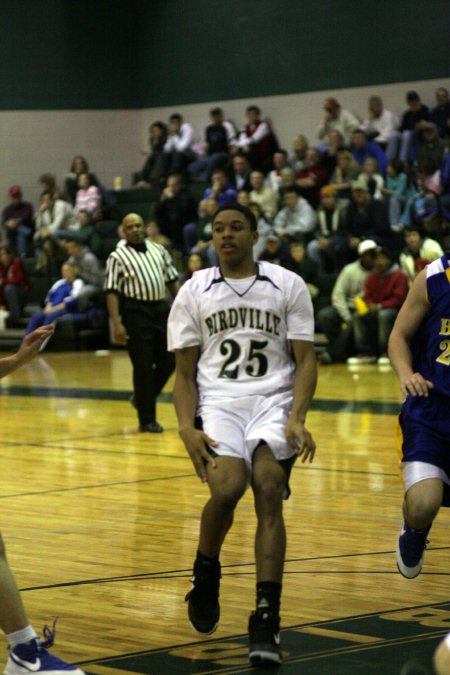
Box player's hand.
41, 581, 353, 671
286, 419, 316, 463
18, 325, 54, 361
179, 428, 219, 482
400, 372, 434, 397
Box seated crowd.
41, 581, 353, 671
1, 86, 450, 358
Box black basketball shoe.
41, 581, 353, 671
248, 607, 282, 666
185, 558, 221, 635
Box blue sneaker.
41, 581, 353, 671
396, 521, 431, 579
4, 622, 84, 675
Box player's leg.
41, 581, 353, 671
248, 444, 287, 666
397, 477, 443, 579
0, 533, 84, 674
186, 456, 247, 636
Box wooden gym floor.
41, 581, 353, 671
0, 350, 448, 674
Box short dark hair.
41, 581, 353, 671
210, 107, 223, 116
406, 90, 420, 102
212, 203, 258, 231
246, 105, 261, 115
169, 113, 182, 122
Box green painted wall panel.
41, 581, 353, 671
0, 0, 448, 110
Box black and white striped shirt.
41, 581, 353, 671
104, 241, 178, 302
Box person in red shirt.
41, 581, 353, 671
295, 148, 330, 208
349, 247, 409, 364
0, 245, 31, 325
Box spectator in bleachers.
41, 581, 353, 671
278, 167, 297, 202
330, 149, 361, 201
280, 240, 319, 301
360, 96, 399, 161
317, 239, 377, 364
57, 209, 103, 258
359, 157, 385, 200
145, 218, 171, 250
188, 107, 237, 182
431, 87, 450, 140
249, 170, 278, 221
381, 160, 409, 227
249, 202, 272, 260
180, 252, 204, 284
234, 105, 276, 172
229, 153, 252, 192
74, 173, 103, 221
390, 90, 431, 164
34, 191, 78, 274
2, 186, 34, 258
0, 244, 31, 326
258, 231, 289, 264
162, 113, 204, 175
273, 187, 315, 242
295, 147, 330, 208
290, 134, 309, 173
190, 196, 218, 266
321, 130, 346, 175
344, 177, 392, 258
38, 173, 64, 201
199, 168, 237, 211
349, 246, 409, 365
24, 261, 84, 337
307, 185, 349, 272
35, 191, 78, 240
237, 190, 251, 207
265, 150, 289, 194
399, 225, 444, 281
64, 239, 103, 311
65, 156, 101, 205
350, 128, 388, 177
315, 97, 360, 146
417, 122, 446, 175
154, 173, 197, 252
134, 121, 168, 188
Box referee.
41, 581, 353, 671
105, 213, 179, 432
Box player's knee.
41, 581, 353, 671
253, 473, 285, 506
405, 492, 440, 528
212, 482, 246, 511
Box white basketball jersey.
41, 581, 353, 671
168, 262, 314, 402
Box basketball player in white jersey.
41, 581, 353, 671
167, 203, 317, 666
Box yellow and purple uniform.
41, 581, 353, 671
399, 254, 450, 502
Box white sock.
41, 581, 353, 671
7, 625, 38, 648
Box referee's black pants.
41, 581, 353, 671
121, 298, 175, 426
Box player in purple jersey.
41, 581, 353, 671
388, 254, 450, 580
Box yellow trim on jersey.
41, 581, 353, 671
446, 267, 450, 284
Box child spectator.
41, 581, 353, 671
25, 262, 84, 336
74, 173, 103, 221
381, 160, 409, 227
360, 157, 384, 200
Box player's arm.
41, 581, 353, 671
0, 325, 54, 378
388, 269, 433, 397
286, 340, 317, 462
173, 346, 218, 482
